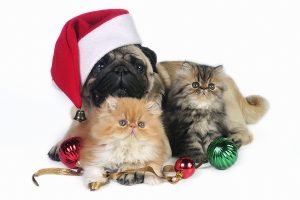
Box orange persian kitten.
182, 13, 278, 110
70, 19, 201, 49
79, 97, 171, 188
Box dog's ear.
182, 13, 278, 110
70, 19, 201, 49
136, 45, 157, 73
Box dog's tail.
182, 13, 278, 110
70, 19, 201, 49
241, 95, 269, 124
227, 76, 269, 124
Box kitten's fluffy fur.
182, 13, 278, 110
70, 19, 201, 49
157, 61, 269, 146
163, 62, 234, 163
79, 97, 171, 187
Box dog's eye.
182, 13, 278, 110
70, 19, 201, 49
96, 61, 105, 71
192, 82, 200, 88
208, 83, 215, 90
119, 119, 127, 127
138, 122, 145, 128
94, 55, 110, 73
136, 64, 144, 72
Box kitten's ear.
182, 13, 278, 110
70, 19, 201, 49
146, 101, 161, 116
181, 62, 192, 71
214, 65, 224, 74
104, 96, 118, 112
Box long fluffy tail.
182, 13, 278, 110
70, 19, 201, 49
241, 95, 269, 124
225, 75, 269, 124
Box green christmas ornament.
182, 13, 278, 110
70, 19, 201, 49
207, 137, 238, 170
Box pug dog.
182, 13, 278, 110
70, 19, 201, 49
48, 44, 164, 161
157, 61, 269, 147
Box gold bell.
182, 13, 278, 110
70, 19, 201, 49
74, 110, 87, 122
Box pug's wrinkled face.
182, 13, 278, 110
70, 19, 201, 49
82, 45, 155, 106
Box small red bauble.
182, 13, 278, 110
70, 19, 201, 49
58, 137, 82, 168
174, 157, 196, 179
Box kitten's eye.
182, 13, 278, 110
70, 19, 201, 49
192, 82, 200, 88
119, 119, 127, 126
208, 83, 215, 90
138, 122, 145, 128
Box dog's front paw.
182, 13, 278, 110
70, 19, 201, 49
117, 172, 145, 186
48, 145, 60, 161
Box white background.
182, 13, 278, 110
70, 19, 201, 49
0, 0, 299, 199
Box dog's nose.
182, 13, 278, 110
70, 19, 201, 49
114, 65, 128, 74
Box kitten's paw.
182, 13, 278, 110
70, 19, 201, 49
230, 136, 242, 148
229, 133, 252, 148
83, 166, 108, 188
192, 154, 207, 165
88, 181, 106, 191
144, 172, 163, 185
117, 172, 145, 186
47, 144, 60, 161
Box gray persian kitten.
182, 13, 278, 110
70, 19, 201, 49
163, 62, 234, 164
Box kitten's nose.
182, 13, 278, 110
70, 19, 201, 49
129, 123, 136, 129
201, 90, 208, 95
114, 65, 128, 74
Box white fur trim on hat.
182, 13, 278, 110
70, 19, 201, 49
78, 14, 141, 84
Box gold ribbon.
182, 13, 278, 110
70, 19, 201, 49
108, 165, 182, 184
32, 165, 182, 187
32, 168, 82, 186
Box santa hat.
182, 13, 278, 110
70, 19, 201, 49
51, 9, 141, 115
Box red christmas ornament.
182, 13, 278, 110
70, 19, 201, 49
174, 157, 196, 179
58, 137, 82, 168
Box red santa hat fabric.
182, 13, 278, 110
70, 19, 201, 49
51, 9, 141, 108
